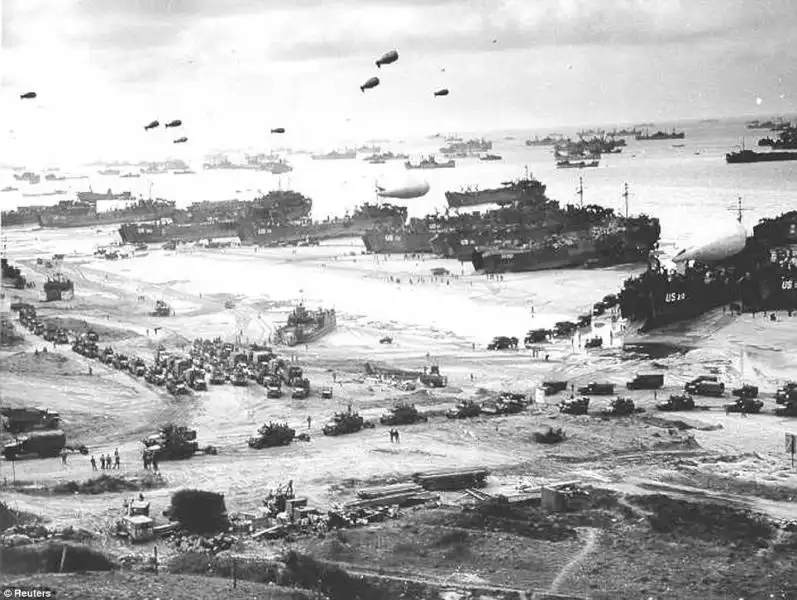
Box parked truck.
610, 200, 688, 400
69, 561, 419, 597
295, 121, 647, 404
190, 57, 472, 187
3, 430, 66, 459
577, 382, 615, 396
626, 374, 664, 390
684, 376, 725, 397
1, 407, 62, 434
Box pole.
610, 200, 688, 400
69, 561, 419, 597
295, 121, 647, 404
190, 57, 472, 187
623, 182, 629, 218
233, 557, 237, 588
153, 546, 159, 575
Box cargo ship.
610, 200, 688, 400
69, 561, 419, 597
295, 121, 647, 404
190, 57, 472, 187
618, 210, 797, 332
38, 192, 177, 228
445, 167, 547, 209
479, 154, 502, 161
470, 214, 659, 273
635, 128, 686, 141
239, 201, 407, 246
311, 149, 356, 160
556, 159, 600, 169
361, 225, 436, 254
275, 304, 336, 346
1, 205, 44, 227
439, 137, 492, 157
525, 135, 562, 147
756, 126, 797, 150
13, 172, 40, 184
405, 156, 456, 169
725, 149, 797, 164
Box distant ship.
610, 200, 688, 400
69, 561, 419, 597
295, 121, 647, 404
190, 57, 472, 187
173, 169, 196, 175
98, 169, 121, 175
21, 190, 67, 197
405, 156, 456, 169
525, 135, 561, 147
13, 172, 40, 184
311, 149, 356, 160
261, 160, 293, 174
479, 154, 502, 161
1, 186, 19, 192
556, 159, 600, 169
364, 152, 409, 163
746, 118, 790, 130
275, 304, 336, 346
121, 172, 141, 178
635, 129, 686, 141
725, 149, 797, 164
756, 125, 797, 150
38, 191, 177, 228
618, 210, 797, 331
445, 167, 546, 209
439, 138, 492, 157
1, 205, 44, 227
44, 174, 66, 181
239, 201, 407, 246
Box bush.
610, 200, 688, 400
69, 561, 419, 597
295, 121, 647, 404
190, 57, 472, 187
169, 489, 229, 535
0, 542, 115, 574
280, 551, 384, 600
0, 501, 40, 531
169, 551, 212, 575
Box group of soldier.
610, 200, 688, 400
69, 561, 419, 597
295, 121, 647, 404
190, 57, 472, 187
90, 449, 120, 470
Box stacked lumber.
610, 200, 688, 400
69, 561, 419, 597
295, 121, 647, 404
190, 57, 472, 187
345, 489, 436, 511
357, 483, 424, 499
413, 467, 489, 491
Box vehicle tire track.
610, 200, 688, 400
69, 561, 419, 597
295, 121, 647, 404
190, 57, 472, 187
547, 526, 599, 594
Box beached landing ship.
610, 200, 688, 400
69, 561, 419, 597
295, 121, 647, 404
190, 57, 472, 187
275, 304, 336, 346
38, 191, 177, 228
445, 168, 547, 209
618, 210, 797, 332
1, 205, 44, 227
238, 201, 407, 246
361, 220, 438, 254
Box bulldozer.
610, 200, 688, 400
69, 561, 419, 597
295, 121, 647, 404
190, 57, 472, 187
380, 403, 428, 426
116, 498, 155, 544
724, 397, 763, 414
142, 424, 199, 461
446, 399, 481, 419
419, 365, 447, 388
320, 386, 333, 399
248, 422, 296, 449
150, 300, 172, 317
322, 411, 373, 436
558, 396, 589, 415
656, 394, 695, 411
601, 397, 638, 416
1, 407, 62, 434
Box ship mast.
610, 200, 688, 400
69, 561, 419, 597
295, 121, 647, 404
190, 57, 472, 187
729, 196, 750, 223
576, 176, 584, 208
622, 182, 630, 218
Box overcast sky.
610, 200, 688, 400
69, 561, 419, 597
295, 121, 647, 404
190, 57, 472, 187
2, 0, 796, 163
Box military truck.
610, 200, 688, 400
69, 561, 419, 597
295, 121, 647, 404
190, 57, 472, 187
380, 403, 428, 426
685, 377, 725, 397
584, 336, 603, 349
626, 374, 665, 390
542, 381, 569, 396
112, 354, 130, 371
291, 386, 309, 399
248, 422, 296, 449
320, 386, 333, 399
577, 382, 615, 396
656, 394, 695, 411
142, 425, 199, 461
724, 397, 763, 414
230, 367, 249, 387
445, 400, 481, 419
184, 368, 208, 391
487, 336, 519, 350
732, 384, 759, 399
165, 377, 190, 396
775, 382, 797, 404
419, 365, 447, 388
209, 368, 227, 385
1, 407, 62, 434
267, 384, 283, 399
558, 396, 589, 415
128, 357, 147, 377
3, 430, 66, 459
322, 411, 372, 436
601, 397, 638, 416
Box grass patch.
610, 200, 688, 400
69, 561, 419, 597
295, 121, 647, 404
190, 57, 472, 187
628, 495, 775, 547
662, 470, 797, 502
9, 473, 166, 496
0, 542, 115, 574
0, 501, 41, 531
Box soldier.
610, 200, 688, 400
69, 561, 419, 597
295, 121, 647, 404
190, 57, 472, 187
142, 452, 149, 470
88, 366, 92, 376
60, 450, 68, 465
114, 449, 120, 469
90, 455, 97, 471
151, 455, 159, 472
307, 416, 312, 430
100, 455, 106, 469
394, 429, 400, 444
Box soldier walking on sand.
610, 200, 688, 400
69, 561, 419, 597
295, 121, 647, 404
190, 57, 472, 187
142, 452, 149, 470
90, 455, 97, 471
151, 456, 159, 472
307, 415, 312, 429
114, 449, 120, 469
61, 450, 68, 465
100, 455, 106, 469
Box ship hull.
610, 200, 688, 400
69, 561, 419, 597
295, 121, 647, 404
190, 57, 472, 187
726, 151, 797, 164
39, 208, 177, 229
1, 214, 40, 227
118, 221, 240, 244
445, 189, 522, 208
239, 216, 405, 246
405, 162, 455, 169
361, 231, 435, 253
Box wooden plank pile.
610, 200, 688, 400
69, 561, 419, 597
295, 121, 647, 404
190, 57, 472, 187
413, 467, 489, 491
345, 482, 435, 510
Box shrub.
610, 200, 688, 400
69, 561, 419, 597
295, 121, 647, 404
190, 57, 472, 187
168, 489, 229, 535
0, 542, 115, 574
0, 501, 40, 531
